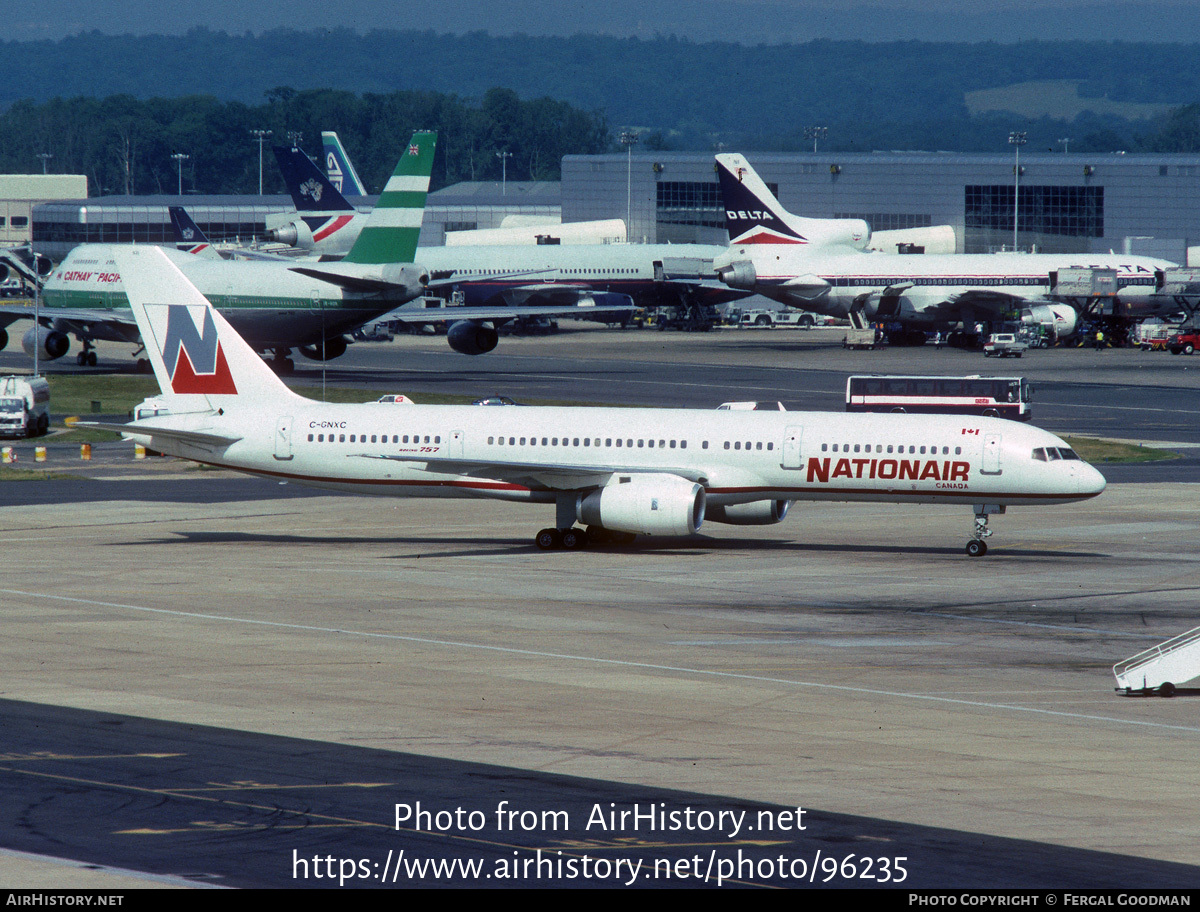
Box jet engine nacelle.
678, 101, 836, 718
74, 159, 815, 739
22, 326, 69, 360
27, 252, 52, 278
705, 499, 791, 526
299, 336, 349, 361
0, 328, 7, 351
0, 263, 9, 283
1021, 303, 1077, 337
267, 221, 305, 248
577, 473, 705, 537
718, 260, 758, 291
447, 320, 499, 356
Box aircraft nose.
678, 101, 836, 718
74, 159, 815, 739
1079, 463, 1107, 498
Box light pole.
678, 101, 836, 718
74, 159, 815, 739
36, 153, 52, 175
620, 131, 639, 241
496, 149, 511, 195
804, 126, 828, 154
172, 152, 189, 196
1059, 137, 1071, 154
251, 129, 272, 194
1008, 131, 1027, 251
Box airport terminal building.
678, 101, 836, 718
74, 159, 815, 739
23, 153, 1200, 264
29, 182, 561, 260
563, 152, 1200, 262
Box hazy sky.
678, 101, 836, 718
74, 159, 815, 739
6, 0, 1194, 44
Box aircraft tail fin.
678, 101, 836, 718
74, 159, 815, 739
111, 246, 300, 408
341, 130, 437, 266
168, 206, 222, 259
715, 153, 869, 250
322, 131, 368, 197
274, 145, 357, 212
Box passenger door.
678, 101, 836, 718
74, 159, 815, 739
981, 433, 1002, 475
274, 416, 293, 461
782, 426, 804, 469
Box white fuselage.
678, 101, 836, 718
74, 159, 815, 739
41, 245, 415, 349
126, 400, 1106, 514
715, 246, 1176, 322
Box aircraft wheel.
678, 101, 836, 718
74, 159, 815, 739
136, 358, 151, 374
535, 528, 562, 551
1160, 682, 1176, 698
561, 527, 588, 550
76, 352, 87, 365
87, 351, 97, 366
965, 540, 987, 557
37, 414, 48, 436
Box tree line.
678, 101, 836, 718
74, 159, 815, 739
0, 87, 610, 196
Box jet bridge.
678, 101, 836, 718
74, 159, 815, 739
1113, 624, 1200, 697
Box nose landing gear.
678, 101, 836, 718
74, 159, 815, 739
966, 504, 1005, 557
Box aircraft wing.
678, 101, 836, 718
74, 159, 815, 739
947, 289, 1034, 311
389, 301, 636, 325
0, 302, 141, 343
354, 451, 704, 491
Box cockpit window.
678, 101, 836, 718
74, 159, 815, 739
1033, 446, 1082, 462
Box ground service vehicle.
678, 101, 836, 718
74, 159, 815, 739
983, 333, 1028, 357
1167, 328, 1200, 355
0, 375, 50, 437
847, 375, 1032, 421
738, 309, 818, 328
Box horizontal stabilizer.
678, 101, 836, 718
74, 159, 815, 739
76, 419, 242, 448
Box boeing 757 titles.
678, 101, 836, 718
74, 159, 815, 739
90, 245, 1106, 557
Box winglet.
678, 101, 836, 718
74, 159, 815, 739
112, 246, 300, 407
341, 130, 437, 266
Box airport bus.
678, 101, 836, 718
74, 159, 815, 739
846, 375, 1032, 421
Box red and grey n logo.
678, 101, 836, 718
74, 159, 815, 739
161, 305, 237, 395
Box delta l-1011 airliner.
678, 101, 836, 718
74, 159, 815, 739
93, 246, 1106, 557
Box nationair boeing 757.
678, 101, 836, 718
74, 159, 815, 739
91, 246, 1106, 557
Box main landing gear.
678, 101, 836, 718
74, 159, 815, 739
534, 526, 638, 550
966, 504, 1005, 557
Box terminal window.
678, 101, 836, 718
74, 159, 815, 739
965, 185, 1103, 237
656, 180, 779, 229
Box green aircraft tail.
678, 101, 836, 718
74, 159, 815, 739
342, 130, 437, 265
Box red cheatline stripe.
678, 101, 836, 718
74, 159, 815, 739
313, 215, 355, 242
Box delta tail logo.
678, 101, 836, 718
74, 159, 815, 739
160, 304, 237, 395
716, 156, 808, 245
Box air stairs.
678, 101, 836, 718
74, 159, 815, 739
1113, 625, 1200, 697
